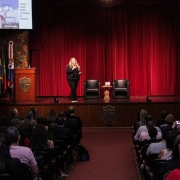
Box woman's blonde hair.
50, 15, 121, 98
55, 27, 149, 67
68, 57, 80, 70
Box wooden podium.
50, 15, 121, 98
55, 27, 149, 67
13, 68, 36, 103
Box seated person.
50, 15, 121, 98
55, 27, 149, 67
134, 115, 161, 142
21, 110, 37, 126
0, 133, 30, 179
139, 121, 162, 142
31, 124, 54, 149
160, 114, 175, 131
6, 126, 39, 175
54, 117, 76, 146
146, 126, 171, 156
68, 106, 83, 141
156, 134, 180, 180
155, 110, 169, 127
158, 131, 177, 160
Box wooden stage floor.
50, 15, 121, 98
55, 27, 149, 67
1, 96, 180, 127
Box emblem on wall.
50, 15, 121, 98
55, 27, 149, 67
19, 77, 31, 92
100, 105, 118, 126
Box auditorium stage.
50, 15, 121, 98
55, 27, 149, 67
1, 96, 180, 127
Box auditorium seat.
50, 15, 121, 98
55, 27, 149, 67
84, 80, 100, 99
113, 79, 130, 98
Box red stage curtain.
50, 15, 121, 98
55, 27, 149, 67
30, 0, 180, 97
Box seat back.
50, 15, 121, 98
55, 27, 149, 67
113, 79, 129, 98
115, 80, 128, 88
85, 80, 99, 89
84, 80, 100, 99
0, 174, 15, 180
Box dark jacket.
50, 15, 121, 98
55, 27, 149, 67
66, 65, 80, 81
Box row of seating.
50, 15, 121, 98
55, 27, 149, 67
33, 137, 74, 180
84, 79, 130, 99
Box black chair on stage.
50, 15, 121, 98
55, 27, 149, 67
84, 80, 100, 99
113, 79, 130, 99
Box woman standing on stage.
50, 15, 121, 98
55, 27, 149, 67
66, 57, 81, 103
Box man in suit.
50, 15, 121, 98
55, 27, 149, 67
68, 106, 83, 142
54, 117, 76, 146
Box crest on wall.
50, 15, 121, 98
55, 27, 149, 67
100, 105, 119, 126
19, 77, 31, 92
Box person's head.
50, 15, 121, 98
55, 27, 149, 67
68, 57, 80, 70
30, 107, 38, 115
140, 109, 148, 126
26, 110, 33, 120
161, 110, 169, 120
56, 117, 65, 126
64, 110, 71, 119
58, 112, 66, 119
11, 117, 22, 129
10, 108, 18, 117
165, 114, 175, 125
69, 106, 75, 114
0, 133, 11, 146
0, 134, 12, 173
6, 126, 20, 144
148, 127, 157, 141
146, 119, 154, 129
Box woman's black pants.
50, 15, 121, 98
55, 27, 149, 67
68, 80, 79, 101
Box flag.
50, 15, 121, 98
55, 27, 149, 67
8, 41, 14, 91
1, 43, 7, 94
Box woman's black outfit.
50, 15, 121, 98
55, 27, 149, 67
66, 65, 80, 101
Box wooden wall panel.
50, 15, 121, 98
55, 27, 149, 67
1, 102, 180, 127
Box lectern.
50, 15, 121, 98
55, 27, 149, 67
13, 68, 36, 103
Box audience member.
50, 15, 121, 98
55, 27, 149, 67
134, 116, 161, 142
139, 119, 162, 142
31, 124, 54, 149
19, 124, 34, 147
156, 134, 180, 179
0, 133, 30, 179
54, 117, 75, 144
6, 126, 39, 175
46, 109, 57, 126
64, 110, 78, 135
9, 117, 23, 129
47, 123, 56, 141
21, 110, 37, 126
155, 110, 169, 127
160, 114, 175, 131
7, 108, 19, 125
157, 130, 177, 160
68, 106, 83, 141
146, 126, 171, 156
30, 107, 39, 121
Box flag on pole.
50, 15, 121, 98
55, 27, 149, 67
8, 41, 14, 91
2, 43, 7, 94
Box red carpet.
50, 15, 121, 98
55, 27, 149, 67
69, 128, 138, 180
